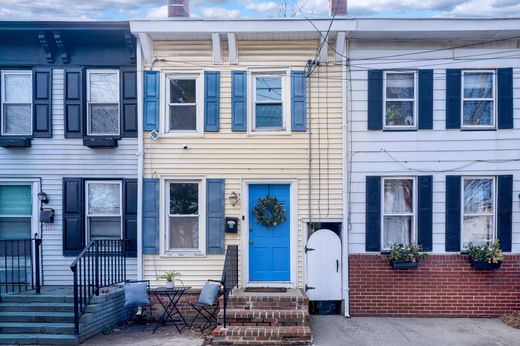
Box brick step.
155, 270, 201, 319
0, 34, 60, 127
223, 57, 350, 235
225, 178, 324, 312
0, 302, 74, 313
218, 309, 310, 327
211, 326, 312, 345
0, 333, 78, 345
0, 311, 74, 323
0, 294, 74, 304
226, 290, 308, 311
0, 322, 75, 335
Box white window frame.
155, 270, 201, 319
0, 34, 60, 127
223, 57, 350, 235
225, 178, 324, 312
461, 70, 496, 130
85, 180, 123, 242
248, 70, 291, 135
460, 176, 496, 250
86, 69, 121, 136
383, 70, 417, 130
381, 177, 417, 250
0, 70, 33, 136
165, 73, 203, 136
165, 179, 205, 254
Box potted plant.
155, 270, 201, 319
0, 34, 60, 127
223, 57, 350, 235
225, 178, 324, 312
159, 271, 183, 288
382, 243, 427, 269
466, 240, 504, 270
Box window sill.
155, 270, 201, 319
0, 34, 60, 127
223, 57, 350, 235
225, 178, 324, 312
247, 130, 292, 137
83, 137, 119, 148
0, 137, 32, 148
160, 132, 204, 139
161, 250, 206, 258
460, 127, 496, 132
382, 128, 417, 132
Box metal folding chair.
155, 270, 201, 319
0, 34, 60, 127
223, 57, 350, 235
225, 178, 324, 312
189, 279, 223, 331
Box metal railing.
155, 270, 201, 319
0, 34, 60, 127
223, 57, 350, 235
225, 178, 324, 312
70, 239, 127, 334
220, 245, 238, 328
0, 237, 41, 296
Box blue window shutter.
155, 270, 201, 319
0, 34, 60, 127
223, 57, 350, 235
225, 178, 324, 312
418, 69, 433, 130
206, 179, 225, 254
417, 176, 433, 251
33, 67, 52, 138
446, 69, 461, 129
497, 68, 513, 129
143, 178, 159, 254
123, 178, 137, 257
365, 176, 381, 252
291, 70, 307, 131
367, 70, 383, 130
497, 175, 513, 252
144, 71, 159, 131
231, 71, 247, 132
121, 67, 137, 138
445, 176, 461, 252
64, 68, 84, 138
63, 178, 84, 256
204, 71, 220, 132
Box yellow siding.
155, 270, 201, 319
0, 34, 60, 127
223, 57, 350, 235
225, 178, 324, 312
143, 40, 343, 288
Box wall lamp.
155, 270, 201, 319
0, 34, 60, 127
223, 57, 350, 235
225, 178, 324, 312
37, 192, 49, 204
229, 192, 239, 207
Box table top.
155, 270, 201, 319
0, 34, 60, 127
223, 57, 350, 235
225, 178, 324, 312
151, 286, 191, 294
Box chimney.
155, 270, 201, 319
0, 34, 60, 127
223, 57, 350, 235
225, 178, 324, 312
168, 0, 190, 18
329, 0, 347, 16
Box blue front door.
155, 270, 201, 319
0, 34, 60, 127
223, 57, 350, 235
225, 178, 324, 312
248, 184, 291, 282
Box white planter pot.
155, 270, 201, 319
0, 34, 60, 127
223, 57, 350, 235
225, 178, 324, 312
165, 281, 175, 289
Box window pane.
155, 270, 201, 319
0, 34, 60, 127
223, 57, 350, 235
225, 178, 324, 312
256, 77, 282, 102
89, 216, 121, 240
463, 101, 493, 126
464, 179, 493, 214
3, 105, 31, 135
383, 216, 412, 249
385, 101, 414, 126
4, 74, 31, 103
89, 72, 119, 103
463, 215, 493, 246
170, 183, 198, 215
464, 72, 492, 98
170, 79, 196, 103
255, 104, 283, 129
0, 185, 32, 216
169, 105, 197, 131
386, 73, 414, 99
169, 216, 199, 249
0, 217, 31, 240
88, 183, 121, 215
384, 179, 413, 213
89, 104, 119, 134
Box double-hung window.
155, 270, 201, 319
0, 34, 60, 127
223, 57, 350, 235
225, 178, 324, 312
167, 75, 200, 133
167, 181, 202, 252
252, 73, 287, 132
1, 71, 32, 136
0, 184, 32, 240
382, 178, 415, 249
86, 181, 122, 241
462, 177, 495, 248
462, 70, 495, 128
86, 69, 120, 136
384, 71, 416, 129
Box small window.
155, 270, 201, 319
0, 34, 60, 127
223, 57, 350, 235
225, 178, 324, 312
0, 184, 32, 240
462, 177, 495, 248
87, 70, 120, 136
252, 74, 287, 132
86, 181, 122, 241
1, 71, 32, 136
382, 178, 415, 249
384, 72, 416, 129
167, 76, 199, 133
167, 181, 201, 251
462, 71, 495, 128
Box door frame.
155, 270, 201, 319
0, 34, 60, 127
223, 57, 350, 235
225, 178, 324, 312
241, 179, 298, 288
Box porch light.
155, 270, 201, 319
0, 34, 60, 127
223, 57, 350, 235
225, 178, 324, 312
37, 192, 49, 204
229, 192, 239, 207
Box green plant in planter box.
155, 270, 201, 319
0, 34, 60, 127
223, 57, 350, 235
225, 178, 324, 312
383, 243, 428, 263
466, 240, 504, 264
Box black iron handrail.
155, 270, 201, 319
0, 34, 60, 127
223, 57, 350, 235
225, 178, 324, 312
220, 245, 238, 328
0, 237, 41, 296
70, 239, 127, 334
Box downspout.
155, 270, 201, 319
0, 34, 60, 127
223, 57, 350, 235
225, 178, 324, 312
136, 38, 144, 281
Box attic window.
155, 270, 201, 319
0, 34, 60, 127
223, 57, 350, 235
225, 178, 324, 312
1, 71, 32, 136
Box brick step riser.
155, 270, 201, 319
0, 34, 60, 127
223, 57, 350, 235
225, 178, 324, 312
226, 303, 308, 311
211, 326, 312, 346
218, 311, 309, 327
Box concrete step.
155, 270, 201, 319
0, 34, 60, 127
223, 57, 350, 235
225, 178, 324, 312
0, 322, 75, 335
0, 312, 74, 323
0, 294, 74, 304
211, 325, 312, 345
0, 302, 74, 313
0, 333, 78, 345
219, 309, 310, 326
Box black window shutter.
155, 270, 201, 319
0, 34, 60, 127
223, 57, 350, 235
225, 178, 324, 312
365, 176, 381, 252
63, 178, 84, 256
445, 175, 461, 252
497, 175, 513, 252
207, 179, 225, 254
446, 69, 461, 129
417, 176, 433, 251
367, 70, 383, 130
497, 68, 514, 130
121, 67, 137, 138
143, 178, 159, 254
64, 68, 84, 138
123, 178, 137, 257
418, 69, 433, 130
33, 67, 52, 138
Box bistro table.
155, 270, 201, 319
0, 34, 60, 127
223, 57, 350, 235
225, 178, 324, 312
151, 286, 191, 334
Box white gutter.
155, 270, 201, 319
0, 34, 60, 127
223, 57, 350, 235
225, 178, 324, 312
136, 38, 144, 280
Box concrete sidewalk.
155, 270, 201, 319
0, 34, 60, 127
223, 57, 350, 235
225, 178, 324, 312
311, 316, 520, 346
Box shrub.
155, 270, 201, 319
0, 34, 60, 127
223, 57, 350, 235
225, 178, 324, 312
466, 240, 504, 264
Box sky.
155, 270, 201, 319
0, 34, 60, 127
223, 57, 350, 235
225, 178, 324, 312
1, 0, 520, 21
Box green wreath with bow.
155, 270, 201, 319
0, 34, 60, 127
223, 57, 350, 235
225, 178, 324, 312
252, 195, 287, 228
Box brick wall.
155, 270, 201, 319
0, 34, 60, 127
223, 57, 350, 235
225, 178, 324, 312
349, 254, 520, 317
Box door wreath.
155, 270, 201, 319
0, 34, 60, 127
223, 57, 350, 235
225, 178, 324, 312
252, 195, 286, 228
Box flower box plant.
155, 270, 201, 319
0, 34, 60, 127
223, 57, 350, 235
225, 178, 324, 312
382, 243, 427, 270
466, 240, 504, 270
159, 271, 183, 288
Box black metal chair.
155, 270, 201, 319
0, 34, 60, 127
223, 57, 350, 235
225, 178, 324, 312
189, 279, 223, 331
124, 280, 152, 323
